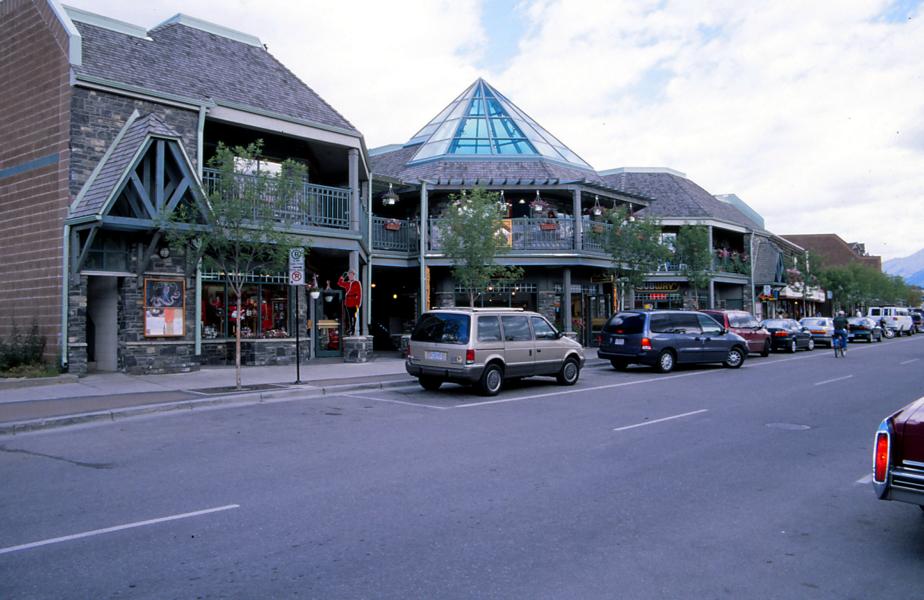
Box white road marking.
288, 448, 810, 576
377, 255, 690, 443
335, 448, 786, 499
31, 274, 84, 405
452, 370, 713, 408
855, 474, 873, 485
814, 374, 854, 386
0, 504, 239, 556
613, 409, 709, 432
342, 394, 448, 410
900, 358, 920, 365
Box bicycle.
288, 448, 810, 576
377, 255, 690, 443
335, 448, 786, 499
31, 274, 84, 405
832, 330, 847, 358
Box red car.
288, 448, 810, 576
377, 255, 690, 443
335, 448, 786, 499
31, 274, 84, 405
874, 397, 924, 511
699, 310, 771, 357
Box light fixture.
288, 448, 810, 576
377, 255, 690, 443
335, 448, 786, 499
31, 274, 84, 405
158, 246, 170, 259
392, 293, 398, 300
592, 195, 603, 216
518, 198, 526, 204
309, 274, 321, 299
533, 190, 543, 212
382, 183, 399, 206
371, 282, 376, 288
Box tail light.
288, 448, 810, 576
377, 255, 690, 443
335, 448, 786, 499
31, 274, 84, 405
406, 343, 412, 359
595, 334, 602, 345
773, 331, 788, 337
465, 349, 475, 364
641, 337, 652, 351
874, 431, 890, 483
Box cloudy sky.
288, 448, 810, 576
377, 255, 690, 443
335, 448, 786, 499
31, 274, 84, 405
65, 0, 924, 260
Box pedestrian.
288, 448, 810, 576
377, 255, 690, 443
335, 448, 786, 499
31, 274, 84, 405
833, 310, 849, 355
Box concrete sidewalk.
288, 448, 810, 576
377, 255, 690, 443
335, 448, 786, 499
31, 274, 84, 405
0, 355, 413, 435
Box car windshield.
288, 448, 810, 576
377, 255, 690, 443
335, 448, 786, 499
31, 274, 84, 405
762, 319, 788, 328
411, 313, 471, 344
603, 313, 645, 334
801, 318, 827, 326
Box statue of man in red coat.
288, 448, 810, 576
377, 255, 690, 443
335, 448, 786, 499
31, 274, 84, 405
337, 270, 362, 336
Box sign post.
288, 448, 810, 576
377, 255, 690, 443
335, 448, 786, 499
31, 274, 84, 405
289, 248, 305, 384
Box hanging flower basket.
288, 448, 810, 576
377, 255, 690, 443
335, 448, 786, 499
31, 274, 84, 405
539, 222, 558, 231
384, 219, 401, 231
591, 223, 605, 234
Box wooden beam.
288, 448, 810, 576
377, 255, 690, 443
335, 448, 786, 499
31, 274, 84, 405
74, 226, 99, 273
155, 140, 165, 212
165, 178, 190, 215
129, 172, 156, 217
137, 231, 163, 278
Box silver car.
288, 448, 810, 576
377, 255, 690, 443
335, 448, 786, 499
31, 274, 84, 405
406, 308, 585, 396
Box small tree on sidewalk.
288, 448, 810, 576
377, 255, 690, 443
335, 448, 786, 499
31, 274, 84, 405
676, 225, 712, 309
603, 206, 670, 309
437, 188, 522, 308
163, 141, 307, 389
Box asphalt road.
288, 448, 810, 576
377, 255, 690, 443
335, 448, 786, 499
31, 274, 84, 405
2, 335, 923, 599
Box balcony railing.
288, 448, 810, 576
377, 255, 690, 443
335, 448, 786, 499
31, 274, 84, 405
714, 256, 750, 275
202, 168, 351, 230
429, 217, 578, 252
372, 217, 418, 252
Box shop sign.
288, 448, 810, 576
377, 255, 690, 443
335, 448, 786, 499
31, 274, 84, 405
637, 282, 680, 292
144, 278, 185, 337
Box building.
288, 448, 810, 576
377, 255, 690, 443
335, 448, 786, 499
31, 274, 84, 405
781, 234, 882, 271
368, 79, 647, 346
0, 1, 372, 374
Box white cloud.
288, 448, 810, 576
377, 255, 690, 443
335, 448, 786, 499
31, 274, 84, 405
64, 0, 924, 259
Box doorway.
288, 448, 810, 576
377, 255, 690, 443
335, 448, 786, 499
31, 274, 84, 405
314, 288, 343, 357
86, 276, 119, 371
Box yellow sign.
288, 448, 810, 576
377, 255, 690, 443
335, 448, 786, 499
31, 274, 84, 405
425, 266, 431, 311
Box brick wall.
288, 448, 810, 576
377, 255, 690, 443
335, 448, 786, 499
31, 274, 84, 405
0, 0, 73, 361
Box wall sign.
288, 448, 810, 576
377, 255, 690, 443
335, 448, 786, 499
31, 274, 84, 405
144, 278, 185, 337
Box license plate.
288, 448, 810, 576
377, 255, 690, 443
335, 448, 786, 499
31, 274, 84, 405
613, 338, 625, 345
811, 330, 825, 334
425, 351, 447, 361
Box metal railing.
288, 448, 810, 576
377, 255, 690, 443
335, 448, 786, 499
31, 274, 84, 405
202, 168, 351, 230
714, 256, 751, 275
581, 217, 611, 254
372, 217, 418, 252
428, 217, 577, 252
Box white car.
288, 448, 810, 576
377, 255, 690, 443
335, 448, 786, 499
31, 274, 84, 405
867, 307, 914, 337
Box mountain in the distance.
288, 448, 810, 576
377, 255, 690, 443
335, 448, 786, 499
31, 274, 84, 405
884, 248, 924, 286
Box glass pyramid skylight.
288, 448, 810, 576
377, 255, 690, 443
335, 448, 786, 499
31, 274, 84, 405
406, 79, 592, 169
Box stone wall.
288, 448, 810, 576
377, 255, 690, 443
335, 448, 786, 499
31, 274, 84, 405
201, 339, 313, 366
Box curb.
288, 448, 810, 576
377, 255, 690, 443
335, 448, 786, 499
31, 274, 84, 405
0, 374, 79, 391
0, 377, 418, 436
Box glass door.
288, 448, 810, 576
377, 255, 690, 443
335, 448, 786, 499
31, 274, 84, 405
314, 289, 344, 357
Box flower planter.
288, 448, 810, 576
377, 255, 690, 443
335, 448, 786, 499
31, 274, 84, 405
384, 221, 401, 231
539, 223, 558, 232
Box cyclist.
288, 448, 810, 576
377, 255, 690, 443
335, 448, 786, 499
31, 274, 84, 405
832, 310, 849, 355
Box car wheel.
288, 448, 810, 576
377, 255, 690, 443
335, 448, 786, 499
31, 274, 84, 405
610, 359, 629, 370
655, 350, 675, 373
556, 357, 581, 386
883, 327, 895, 339
418, 377, 443, 391
789, 339, 797, 353
477, 364, 504, 397
723, 346, 745, 369
807, 338, 815, 351
760, 340, 771, 357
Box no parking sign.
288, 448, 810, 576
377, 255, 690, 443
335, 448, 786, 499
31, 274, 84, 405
288, 247, 305, 286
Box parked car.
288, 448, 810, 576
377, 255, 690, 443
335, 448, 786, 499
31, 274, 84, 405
406, 308, 585, 396
847, 317, 882, 343
761, 319, 815, 352
700, 310, 771, 356
597, 310, 749, 373
911, 311, 923, 334
873, 396, 924, 511
799, 317, 834, 348
868, 306, 914, 337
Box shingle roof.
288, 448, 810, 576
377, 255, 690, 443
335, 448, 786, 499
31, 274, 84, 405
601, 170, 760, 229
70, 113, 180, 220
71, 17, 358, 134
370, 143, 611, 187
753, 240, 784, 284
781, 234, 882, 270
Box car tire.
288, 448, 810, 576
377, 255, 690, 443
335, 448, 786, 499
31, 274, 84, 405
556, 357, 581, 386
760, 340, 771, 358
477, 363, 504, 397
610, 359, 629, 370
883, 328, 895, 339
807, 338, 815, 351
723, 346, 745, 369
789, 339, 797, 353
418, 376, 443, 391
655, 350, 675, 373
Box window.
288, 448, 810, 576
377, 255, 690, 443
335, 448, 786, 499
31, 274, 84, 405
649, 313, 674, 334
603, 313, 645, 335
501, 316, 532, 341
670, 313, 702, 334
477, 316, 502, 342
411, 313, 471, 344
697, 314, 723, 335
202, 283, 226, 339
531, 316, 557, 340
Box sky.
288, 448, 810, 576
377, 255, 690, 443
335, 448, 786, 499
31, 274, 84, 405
63, 0, 924, 260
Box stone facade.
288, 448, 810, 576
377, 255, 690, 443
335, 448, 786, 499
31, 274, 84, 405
200, 338, 313, 366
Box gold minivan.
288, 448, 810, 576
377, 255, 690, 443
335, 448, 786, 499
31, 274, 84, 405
406, 308, 585, 396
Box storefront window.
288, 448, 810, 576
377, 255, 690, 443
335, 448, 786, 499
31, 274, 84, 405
230, 286, 260, 338
202, 283, 226, 339
262, 285, 289, 338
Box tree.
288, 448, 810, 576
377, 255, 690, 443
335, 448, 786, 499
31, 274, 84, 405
602, 206, 671, 309
437, 188, 522, 308
818, 262, 920, 313
675, 225, 712, 309
164, 141, 307, 389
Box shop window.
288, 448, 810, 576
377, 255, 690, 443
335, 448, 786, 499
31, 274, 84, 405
202, 283, 226, 339
230, 286, 260, 338
261, 284, 289, 338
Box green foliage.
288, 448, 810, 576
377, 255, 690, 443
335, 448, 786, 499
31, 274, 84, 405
603, 207, 671, 294
162, 141, 308, 387
437, 188, 523, 307
676, 225, 712, 308
0, 318, 46, 373
818, 263, 920, 311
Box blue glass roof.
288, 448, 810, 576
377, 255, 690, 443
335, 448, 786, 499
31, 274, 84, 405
406, 79, 592, 169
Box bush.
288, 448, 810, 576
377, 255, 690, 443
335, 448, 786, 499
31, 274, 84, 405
0, 318, 46, 372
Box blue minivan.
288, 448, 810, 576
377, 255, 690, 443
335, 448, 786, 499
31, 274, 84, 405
597, 310, 749, 373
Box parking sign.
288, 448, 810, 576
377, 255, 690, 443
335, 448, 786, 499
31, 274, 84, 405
288, 247, 305, 286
